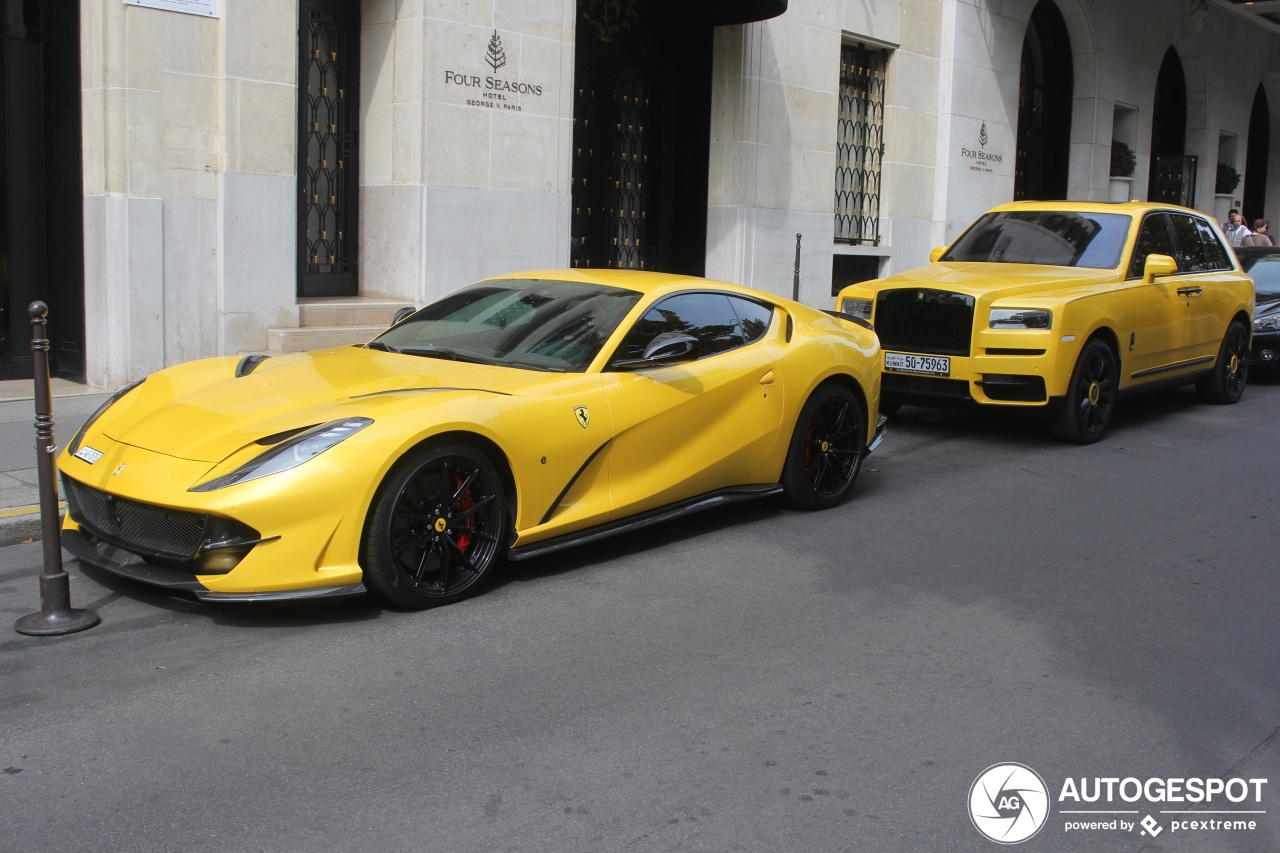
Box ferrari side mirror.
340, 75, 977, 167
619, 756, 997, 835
642, 332, 698, 361
612, 332, 699, 370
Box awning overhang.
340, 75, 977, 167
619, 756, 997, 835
705, 0, 788, 26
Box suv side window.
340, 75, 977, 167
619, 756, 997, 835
1193, 217, 1232, 270
612, 293, 746, 363
728, 296, 774, 344
1169, 214, 1213, 272
1129, 213, 1175, 278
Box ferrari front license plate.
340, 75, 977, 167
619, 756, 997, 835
885, 352, 950, 376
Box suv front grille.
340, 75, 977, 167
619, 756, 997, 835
63, 477, 209, 562
875, 288, 974, 355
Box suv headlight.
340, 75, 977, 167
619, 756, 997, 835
190, 418, 373, 492
990, 308, 1052, 329
1254, 314, 1280, 331
840, 297, 873, 320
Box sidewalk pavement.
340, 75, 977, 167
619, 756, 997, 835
0, 378, 111, 547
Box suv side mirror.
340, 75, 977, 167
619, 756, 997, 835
391, 306, 416, 326
1143, 253, 1178, 281
929, 246, 947, 263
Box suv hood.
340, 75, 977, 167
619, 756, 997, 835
872, 262, 1119, 300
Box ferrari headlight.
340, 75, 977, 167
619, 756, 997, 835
68, 378, 146, 455
1254, 314, 1280, 331
190, 417, 372, 492
990, 308, 1052, 329
840, 298, 873, 321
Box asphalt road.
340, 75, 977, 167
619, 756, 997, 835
2, 378, 1278, 852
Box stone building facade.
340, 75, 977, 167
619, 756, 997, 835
5, 0, 1276, 387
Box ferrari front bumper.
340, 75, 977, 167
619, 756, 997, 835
62, 527, 368, 602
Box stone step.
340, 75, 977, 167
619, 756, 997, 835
267, 325, 388, 353
298, 298, 414, 328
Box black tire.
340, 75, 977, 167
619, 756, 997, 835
1195, 320, 1249, 404
362, 442, 508, 609
781, 383, 867, 510
1048, 338, 1118, 444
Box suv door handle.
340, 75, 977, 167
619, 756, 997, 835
1176, 286, 1203, 297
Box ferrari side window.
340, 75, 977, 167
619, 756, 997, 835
615, 293, 746, 361
1128, 214, 1175, 278
728, 296, 773, 344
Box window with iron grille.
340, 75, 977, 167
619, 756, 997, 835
834, 43, 886, 246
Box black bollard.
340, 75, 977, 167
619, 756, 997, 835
792, 233, 802, 302
14, 302, 100, 636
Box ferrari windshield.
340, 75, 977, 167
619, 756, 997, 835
370, 279, 643, 372
942, 211, 1130, 269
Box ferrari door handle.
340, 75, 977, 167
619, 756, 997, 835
1176, 286, 1202, 296
759, 370, 775, 385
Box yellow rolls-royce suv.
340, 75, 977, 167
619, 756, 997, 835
835, 201, 1255, 443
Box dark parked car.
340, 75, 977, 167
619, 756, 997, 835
1236, 245, 1280, 371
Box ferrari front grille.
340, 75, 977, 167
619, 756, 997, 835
875, 289, 974, 355
62, 477, 209, 561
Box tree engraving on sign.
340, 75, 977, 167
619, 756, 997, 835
486, 31, 507, 71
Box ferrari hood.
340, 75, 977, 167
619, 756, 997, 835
872, 262, 1117, 300
97, 347, 548, 463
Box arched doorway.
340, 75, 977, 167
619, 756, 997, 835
570, 1, 784, 275
1014, 0, 1073, 201
1244, 84, 1269, 223
1148, 47, 1195, 206
297, 0, 360, 298
0, 0, 85, 379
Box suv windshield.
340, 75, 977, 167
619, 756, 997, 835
369, 279, 642, 372
942, 211, 1130, 269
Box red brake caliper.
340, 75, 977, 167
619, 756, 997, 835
454, 475, 475, 553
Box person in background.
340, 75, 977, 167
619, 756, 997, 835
1251, 218, 1276, 246
1224, 209, 1253, 246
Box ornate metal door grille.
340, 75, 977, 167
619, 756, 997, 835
298, 0, 359, 297
834, 44, 886, 246
1151, 154, 1198, 207
572, 66, 653, 270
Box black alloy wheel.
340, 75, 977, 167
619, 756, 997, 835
781, 384, 866, 510
362, 443, 507, 609
1196, 320, 1250, 405
1049, 338, 1117, 444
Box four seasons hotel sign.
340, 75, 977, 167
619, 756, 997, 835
439, 30, 549, 112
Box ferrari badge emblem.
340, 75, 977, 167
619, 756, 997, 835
574, 406, 590, 429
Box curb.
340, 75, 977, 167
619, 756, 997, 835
0, 505, 64, 548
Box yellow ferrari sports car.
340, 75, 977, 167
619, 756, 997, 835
58, 270, 885, 608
